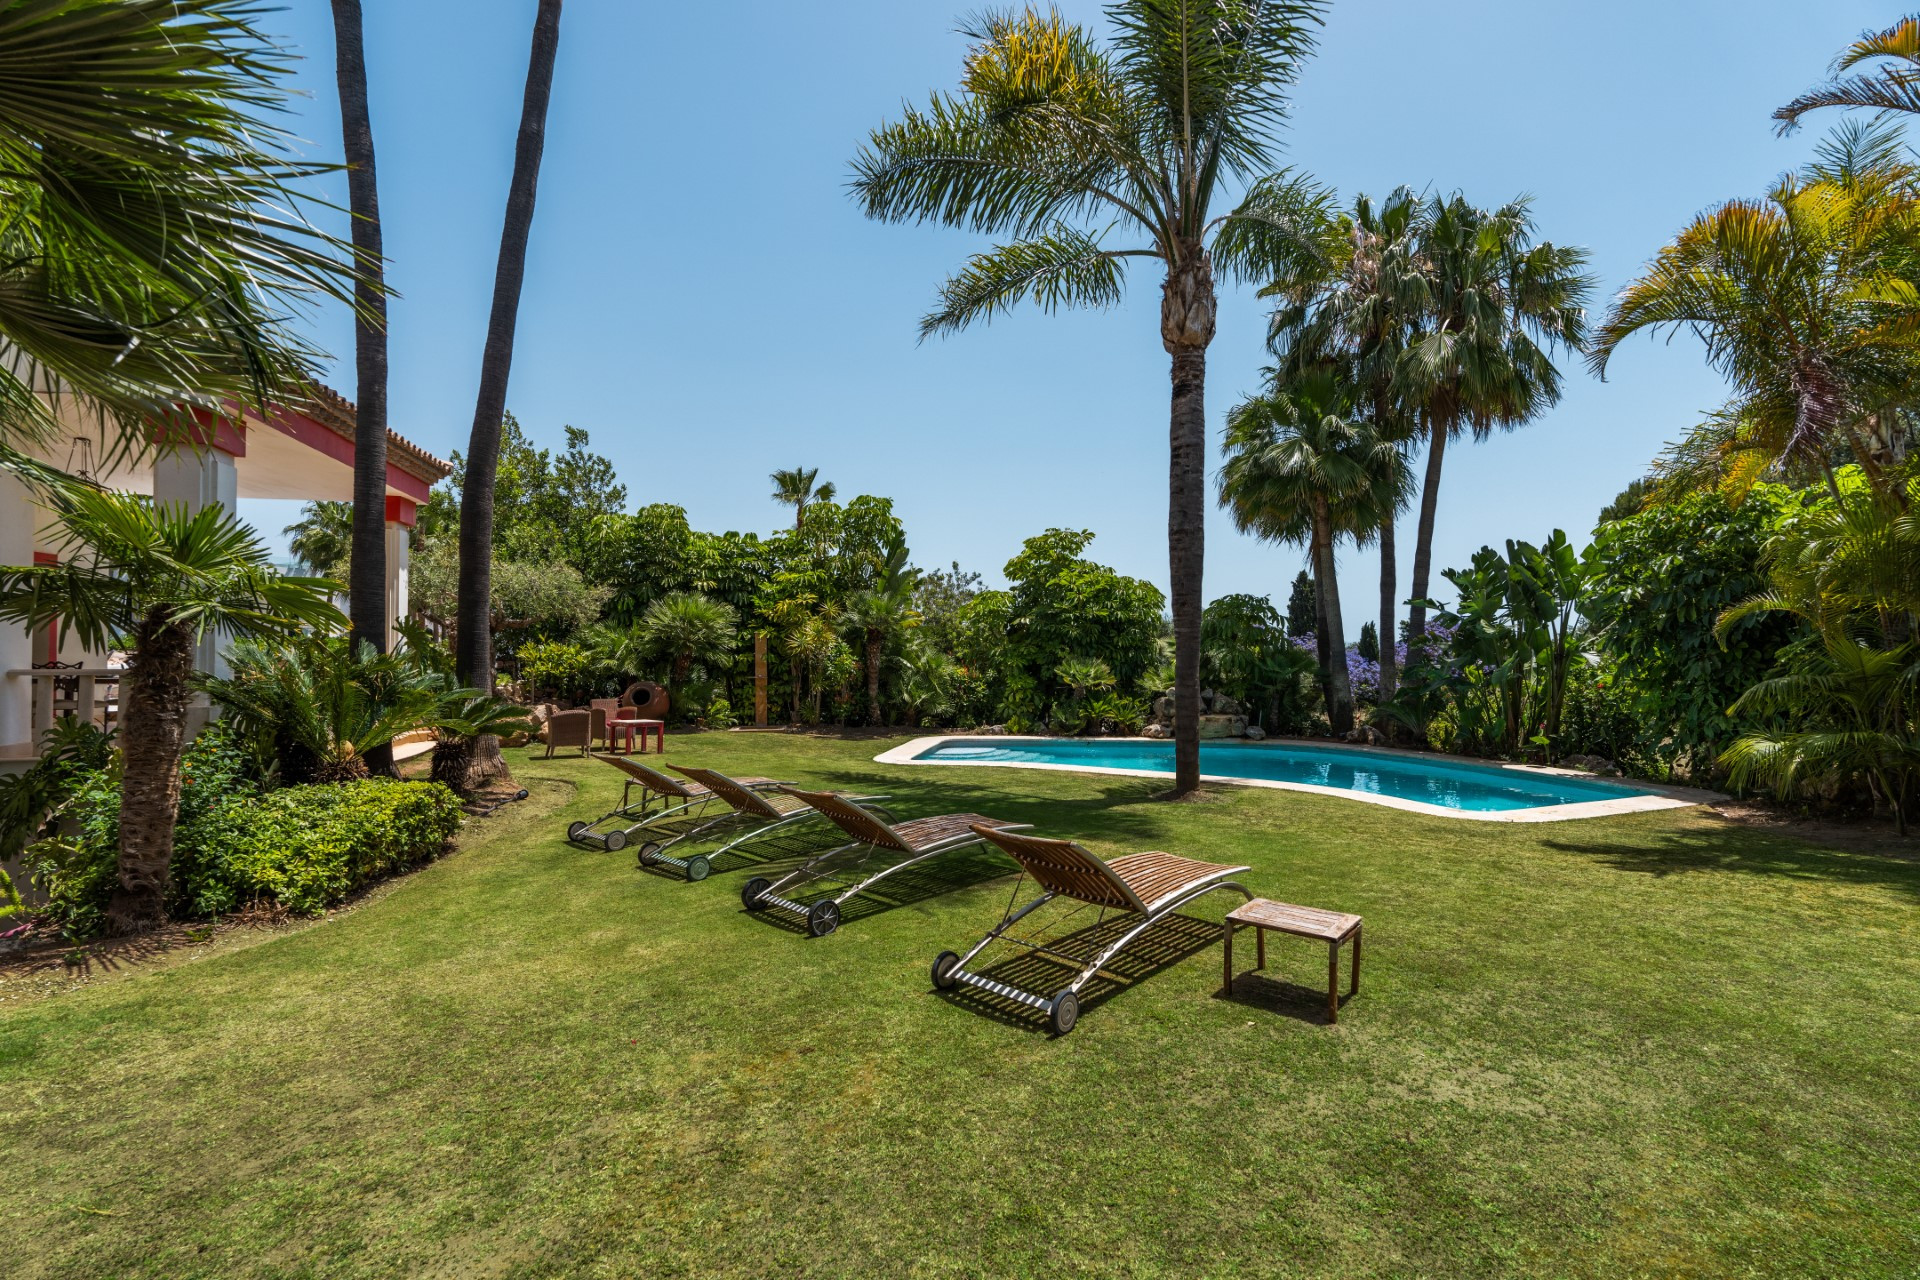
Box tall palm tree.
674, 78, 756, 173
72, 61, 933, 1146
1401, 195, 1592, 650
771, 467, 836, 530
1775, 18, 1920, 133
330, 1, 392, 689
1592, 159, 1920, 502
851, 3, 1330, 794
0, 0, 356, 455
637, 592, 738, 688
455, 0, 563, 785
0, 487, 343, 932
285, 500, 353, 578
1267, 187, 1428, 700
1219, 365, 1407, 734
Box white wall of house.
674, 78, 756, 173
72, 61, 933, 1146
0, 469, 36, 756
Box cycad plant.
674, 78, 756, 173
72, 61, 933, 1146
852, 1, 1331, 792
0, 487, 342, 932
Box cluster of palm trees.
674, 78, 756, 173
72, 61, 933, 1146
1218, 189, 1592, 735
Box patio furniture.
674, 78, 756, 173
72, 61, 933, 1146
619, 719, 665, 753
932, 827, 1251, 1035
663, 766, 895, 879
544, 708, 593, 758
565, 756, 782, 861
1222, 899, 1362, 1024
739, 789, 1030, 938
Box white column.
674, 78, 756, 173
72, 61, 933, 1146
385, 518, 410, 650
152, 447, 239, 682
0, 470, 36, 753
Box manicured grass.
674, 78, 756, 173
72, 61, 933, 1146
3, 732, 1918, 1278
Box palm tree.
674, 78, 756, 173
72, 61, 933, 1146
1401, 195, 1592, 651
771, 467, 836, 531
0, 487, 343, 932
455, 0, 564, 785
1776, 18, 1920, 133
1593, 152, 1920, 503
0, 0, 356, 455
637, 592, 738, 688
1219, 366, 1407, 734
851, 3, 1330, 794
285, 500, 353, 578
839, 530, 920, 724
330, 1, 393, 703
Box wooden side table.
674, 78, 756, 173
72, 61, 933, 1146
610, 718, 664, 754
1223, 899, 1362, 1023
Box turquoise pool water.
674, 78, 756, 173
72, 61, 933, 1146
910, 737, 1652, 813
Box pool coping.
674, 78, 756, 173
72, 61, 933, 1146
871, 735, 1724, 823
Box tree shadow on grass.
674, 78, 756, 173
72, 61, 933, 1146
937, 911, 1226, 1035
1542, 823, 1920, 902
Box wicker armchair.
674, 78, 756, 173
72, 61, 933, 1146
544, 707, 601, 758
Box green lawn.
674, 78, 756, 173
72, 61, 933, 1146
3, 733, 1918, 1278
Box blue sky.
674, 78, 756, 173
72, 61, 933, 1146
247, 0, 1888, 629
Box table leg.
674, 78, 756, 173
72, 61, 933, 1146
1350, 926, 1362, 997
1222, 920, 1234, 995
1328, 941, 1339, 1024
1255, 926, 1265, 972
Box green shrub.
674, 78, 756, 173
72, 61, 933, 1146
517, 639, 594, 702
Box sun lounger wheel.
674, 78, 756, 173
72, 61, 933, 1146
741, 877, 770, 910
567, 821, 587, 841
684, 855, 711, 882
604, 829, 627, 853
1047, 989, 1079, 1036
931, 950, 960, 990
806, 899, 841, 937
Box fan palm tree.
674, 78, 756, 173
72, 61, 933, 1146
1219, 365, 1408, 734
1775, 18, 1920, 133
1401, 195, 1593, 650
637, 592, 738, 688
851, 2, 1331, 793
0, 0, 357, 456
455, 0, 563, 782
330, 0, 393, 710
1593, 157, 1920, 504
1266, 187, 1428, 699
0, 487, 343, 932
771, 467, 836, 530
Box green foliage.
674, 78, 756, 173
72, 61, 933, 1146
284, 500, 353, 578
1285, 570, 1316, 638
636, 592, 738, 688
1583, 485, 1805, 771
410, 541, 609, 638
1003, 529, 1164, 718
1356, 620, 1379, 663
0, 718, 116, 863
446, 416, 627, 566
516, 639, 593, 702
1200, 594, 1318, 731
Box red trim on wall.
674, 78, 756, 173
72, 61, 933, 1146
261, 407, 434, 503
385, 496, 418, 527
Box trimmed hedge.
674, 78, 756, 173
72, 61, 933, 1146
26, 737, 463, 938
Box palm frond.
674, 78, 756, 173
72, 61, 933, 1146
920, 225, 1130, 337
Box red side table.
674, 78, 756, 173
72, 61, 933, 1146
609, 718, 665, 754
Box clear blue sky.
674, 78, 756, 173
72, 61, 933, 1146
246, 0, 1887, 630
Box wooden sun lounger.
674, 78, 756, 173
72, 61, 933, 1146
739, 788, 1031, 937
636, 766, 894, 882
932, 826, 1251, 1034
565, 756, 783, 863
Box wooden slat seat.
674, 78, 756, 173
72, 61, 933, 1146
971, 827, 1250, 914
892, 812, 1016, 852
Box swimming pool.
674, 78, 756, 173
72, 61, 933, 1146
874, 736, 1694, 822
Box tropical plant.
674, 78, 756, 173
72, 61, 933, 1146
426, 688, 533, 792
1219, 365, 1409, 733
1401, 195, 1593, 650
897, 637, 961, 726
1593, 135, 1920, 501
285, 500, 354, 579
1200, 593, 1316, 729
1775, 18, 1920, 133
0, 0, 356, 454
851, 1, 1332, 793
839, 530, 920, 724
202, 635, 439, 784
455, 0, 563, 787
637, 592, 739, 689
515, 638, 594, 702
770, 466, 836, 531
1001, 530, 1165, 723
1505, 530, 1589, 746
0, 718, 116, 864
0, 487, 342, 932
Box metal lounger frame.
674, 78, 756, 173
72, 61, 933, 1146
567, 758, 781, 853
637, 766, 893, 881
935, 827, 1250, 1031
745, 788, 1031, 933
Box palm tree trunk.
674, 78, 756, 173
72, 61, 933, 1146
1163, 247, 1216, 795
454, 0, 563, 785
331, 0, 395, 777
1407, 417, 1449, 650
866, 631, 883, 725
1376, 511, 1398, 704
1312, 568, 1334, 713
1312, 507, 1354, 736
107, 613, 196, 933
